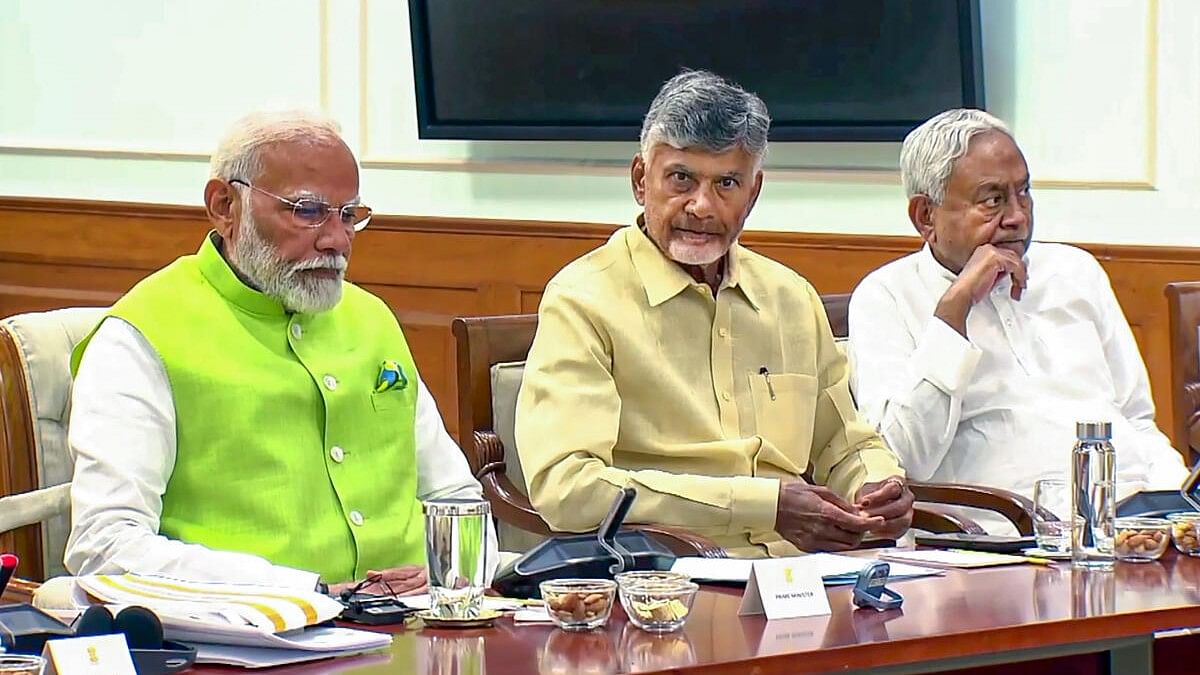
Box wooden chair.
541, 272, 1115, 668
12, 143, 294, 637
0, 307, 107, 581
452, 297, 1037, 551
1165, 282, 1200, 465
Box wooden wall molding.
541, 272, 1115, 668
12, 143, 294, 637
1, 196, 1198, 451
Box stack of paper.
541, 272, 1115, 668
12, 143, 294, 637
671, 553, 944, 585
190, 629, 393, 669
878, 549, 1039, 568
72, 575, 392, 667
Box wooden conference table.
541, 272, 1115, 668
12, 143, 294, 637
8, 552, 1200, 674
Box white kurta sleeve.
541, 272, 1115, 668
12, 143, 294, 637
848, 278, 983, 481
413, 378, 501, 577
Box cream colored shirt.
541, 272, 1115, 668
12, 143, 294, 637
516, 225, 903, 557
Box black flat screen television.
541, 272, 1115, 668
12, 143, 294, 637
408, 0, 984, 142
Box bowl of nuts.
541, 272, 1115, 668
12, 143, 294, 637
1113, 517, 1171, 562
540, 579, 617, 631
618, 577, 699, 633
1168, 512, 1200, 556
614, 570, 691, 588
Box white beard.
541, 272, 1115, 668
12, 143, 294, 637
665, 230, 730, 266
228, 211, 347, 314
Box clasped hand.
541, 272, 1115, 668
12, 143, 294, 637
775, 477, 913, 551
327, 565, 428, 598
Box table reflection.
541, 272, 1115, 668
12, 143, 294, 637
618, 622, 696, 672
423, 632, 487, 675
1120, 560, 1170, 589
849, 606, 903, 643
1032, 563, 1071, 622
1070, 567, 1115, 618
1171, 552, 1200, 599
538, 628, 618, 674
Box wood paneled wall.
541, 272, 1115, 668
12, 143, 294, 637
2, 197, 1198, 450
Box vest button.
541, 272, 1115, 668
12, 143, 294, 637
330, 446, 345, 463
290, 323, 303, 339
349, 510, 364, 526
323, 374, 338, 391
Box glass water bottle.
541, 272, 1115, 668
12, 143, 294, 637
1071, 421, 1115, 569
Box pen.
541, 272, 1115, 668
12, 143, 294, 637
1022, 556, 1054, 566
758, 367, 776, 401
0, 554, 18, 599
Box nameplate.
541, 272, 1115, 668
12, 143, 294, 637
737, 557, 831, 620
42, 633, 138, 675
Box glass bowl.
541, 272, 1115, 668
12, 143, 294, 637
540, 579, 617, 631
614, 570, 690, 589
618, 578, 699, 633
0, 655, 44, 675
1168, 513, 1200, 556
1114, 517, 1171, 562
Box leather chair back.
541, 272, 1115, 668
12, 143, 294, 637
0, 307, 106, 580
1166, 282, 1200, 463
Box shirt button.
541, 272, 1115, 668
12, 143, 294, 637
718, 328, 729, 338
722, 391, 732, 402
290, 323, 302, 339
323, 374, 338, 391
349, 510, 364, 526
330, 446, 345, 463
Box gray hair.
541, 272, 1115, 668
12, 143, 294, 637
639, 70, 771, 168
900, 108, 1013, 204
209, 110, 346, 182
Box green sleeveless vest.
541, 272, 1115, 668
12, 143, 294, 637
72, 234, 425, 582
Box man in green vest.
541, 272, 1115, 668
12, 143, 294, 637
65, 111, 494, 596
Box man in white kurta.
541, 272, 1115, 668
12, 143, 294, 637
848, 109, 1188, 534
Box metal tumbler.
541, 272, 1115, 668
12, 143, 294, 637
423, 498, 491, 618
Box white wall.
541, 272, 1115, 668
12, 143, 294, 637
1, 0, 1197, 246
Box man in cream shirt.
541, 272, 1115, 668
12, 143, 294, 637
516, 71, 912, 557
848, 109, 1189, 533
66, 111, 495, 594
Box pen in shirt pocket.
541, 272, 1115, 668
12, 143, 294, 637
758, 366, 776, 401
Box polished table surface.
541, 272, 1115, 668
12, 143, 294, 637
188, 550, 1200, 674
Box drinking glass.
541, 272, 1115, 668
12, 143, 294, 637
424, 499, 491, 618
1034, 478, 1071, 553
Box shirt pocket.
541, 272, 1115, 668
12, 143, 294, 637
371, 389, 403, 412
748, 372, 818, 472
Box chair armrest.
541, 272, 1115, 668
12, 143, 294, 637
473, 432, 729, 558
2, 578, 38, 605
627, 525, 728, 559
473, 432, 554, 537
908, 481, 1036, 536
912, 502, 987, 535
0, 483, 70, 534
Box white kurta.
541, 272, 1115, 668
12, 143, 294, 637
848, 243, 1188, 534
66, 317, 497, 589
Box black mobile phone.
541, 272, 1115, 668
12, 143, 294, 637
338, 595, 420, 626
913, 532, 1035, 554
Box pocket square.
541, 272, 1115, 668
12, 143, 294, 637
375, 359, 409, 393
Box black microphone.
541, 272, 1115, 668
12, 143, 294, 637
72, 604, 115, 637
114, 606, 164, 651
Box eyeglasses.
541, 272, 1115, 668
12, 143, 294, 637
230, 178, 372, 232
